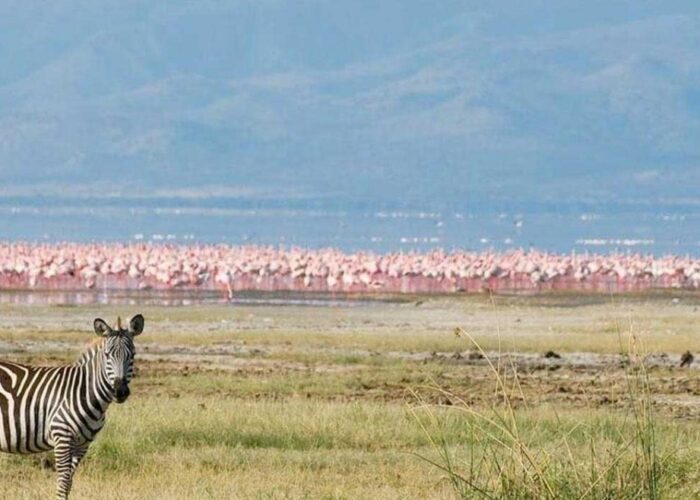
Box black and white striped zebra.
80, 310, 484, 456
0, 314, 144, 499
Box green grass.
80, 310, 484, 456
2, 293, 700, 355
1, 295, 700, 498
412, 327, 700, 499
4, 395, 700, 499
415, 407, 700, 498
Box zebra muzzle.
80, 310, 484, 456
114, 378, 130, 403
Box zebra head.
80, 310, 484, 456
93, 314, 145, 403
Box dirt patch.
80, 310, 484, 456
390, 349, 695, 371
2, 336, 700, 418
138, 352, 363, 374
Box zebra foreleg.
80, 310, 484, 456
54, 440, 81, 500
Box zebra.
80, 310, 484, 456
0, 314, 144, 499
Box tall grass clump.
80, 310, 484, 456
411, 324, 675, 499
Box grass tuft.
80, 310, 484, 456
412, 325, 679, 499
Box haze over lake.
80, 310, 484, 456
1, 194, 698, 255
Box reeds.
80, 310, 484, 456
411, 324, 670, 499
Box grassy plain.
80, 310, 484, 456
1, 292, 700, 498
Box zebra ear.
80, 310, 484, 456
130, 314, 145, 336
94, 318, 112, 337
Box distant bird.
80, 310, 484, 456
680, 350, 694, 368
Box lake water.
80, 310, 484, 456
0, 199, 698, 256
0, 289, 395, 307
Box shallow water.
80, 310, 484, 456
0, 289, 395, 307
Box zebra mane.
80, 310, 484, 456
74, 337, 107, 366
90, 336, 107, 349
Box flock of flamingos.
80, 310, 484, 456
0, 242, 699, 295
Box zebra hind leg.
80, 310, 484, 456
71, 443, 89, 470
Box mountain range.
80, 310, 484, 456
0, 1, 699, 211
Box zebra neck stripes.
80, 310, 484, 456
76, 341, 117, 408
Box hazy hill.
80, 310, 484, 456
0, 1, 698, 210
